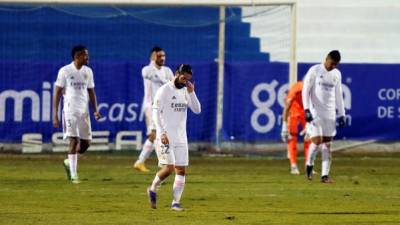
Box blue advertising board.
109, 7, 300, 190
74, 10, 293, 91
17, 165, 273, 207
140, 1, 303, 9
1, 61, 400, 143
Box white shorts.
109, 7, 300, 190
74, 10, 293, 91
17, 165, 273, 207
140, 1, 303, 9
308, 116, 336, 137
62, 112, 92, 140
155, 140, 188, 166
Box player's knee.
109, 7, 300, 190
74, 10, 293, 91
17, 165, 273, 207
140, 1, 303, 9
69, 137, 78, 145
78, 140, 91, 154
148, 131, 156, 142
288, 133, 298, 141
311, 137, 323, 145
174, 166, 186, 176
68, 137, 79, 153
165, 165, 175, 174
148, 135, 156, 142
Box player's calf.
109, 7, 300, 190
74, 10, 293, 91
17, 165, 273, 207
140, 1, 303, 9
306, 165, 314, 180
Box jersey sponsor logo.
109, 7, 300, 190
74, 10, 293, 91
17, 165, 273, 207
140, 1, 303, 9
170, 102, 187, 112
70, 81, 87, 90
319, 81, 334, 89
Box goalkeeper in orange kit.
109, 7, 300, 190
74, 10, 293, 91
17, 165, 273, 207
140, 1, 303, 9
281, 81, 311, 174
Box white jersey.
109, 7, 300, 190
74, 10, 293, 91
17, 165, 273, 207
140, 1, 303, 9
152, 81, 201, 144
302, 63, 345, 120
142, 62, 174, 110
55, 62, 95, 114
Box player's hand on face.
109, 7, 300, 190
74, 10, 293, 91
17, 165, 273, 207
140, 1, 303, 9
161, 133, 169, 145
186, 81, 194, 93
94, 111, 102, 121
53, 116, 59, 128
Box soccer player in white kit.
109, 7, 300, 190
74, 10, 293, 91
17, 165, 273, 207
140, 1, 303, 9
147, 64, 201, 211
302, 50, 346, 183
53, 45, 101, 184
133, 46, 174, 172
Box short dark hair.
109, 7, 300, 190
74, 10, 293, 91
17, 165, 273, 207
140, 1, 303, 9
177, 64, 192, 75
328, 50, 341, 62
151, 46, 163, 53
71, 45, 87, 59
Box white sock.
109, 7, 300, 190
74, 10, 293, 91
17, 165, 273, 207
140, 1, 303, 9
68, 154, 78, 178
137, 139, 154, 164
172, 175, 185, 205
306, 143, 320, 166
150, 175, 163, 192
321, 143, 331, 176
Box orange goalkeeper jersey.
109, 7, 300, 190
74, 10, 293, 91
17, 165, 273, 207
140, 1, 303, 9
286, 81, 305, 118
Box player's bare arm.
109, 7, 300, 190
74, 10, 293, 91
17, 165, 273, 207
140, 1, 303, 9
53, 86, 63, 128
88, 88, 101, 120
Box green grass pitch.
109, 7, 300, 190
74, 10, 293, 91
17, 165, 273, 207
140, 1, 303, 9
0, 152, 399, 225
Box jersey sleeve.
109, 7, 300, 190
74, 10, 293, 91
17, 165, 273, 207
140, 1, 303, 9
142, 78, 153, 109
142, 65, 159, 82
335, 72, 346, 117
87, 68, 95, 88
142, 66, 151, 79
166, 67, 174, 81
302, 67, 316, 110
152, 87, 167, 134
186, 90, 201, 114
55, 68, 66, 88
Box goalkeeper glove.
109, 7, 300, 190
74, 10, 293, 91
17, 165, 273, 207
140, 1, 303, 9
337, 116, 346, 128
305, 109, 313, 122
281, 121, 290, 142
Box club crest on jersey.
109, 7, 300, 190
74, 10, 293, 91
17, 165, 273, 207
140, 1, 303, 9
83, 74, 88, 80
172, 96, 176, 100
